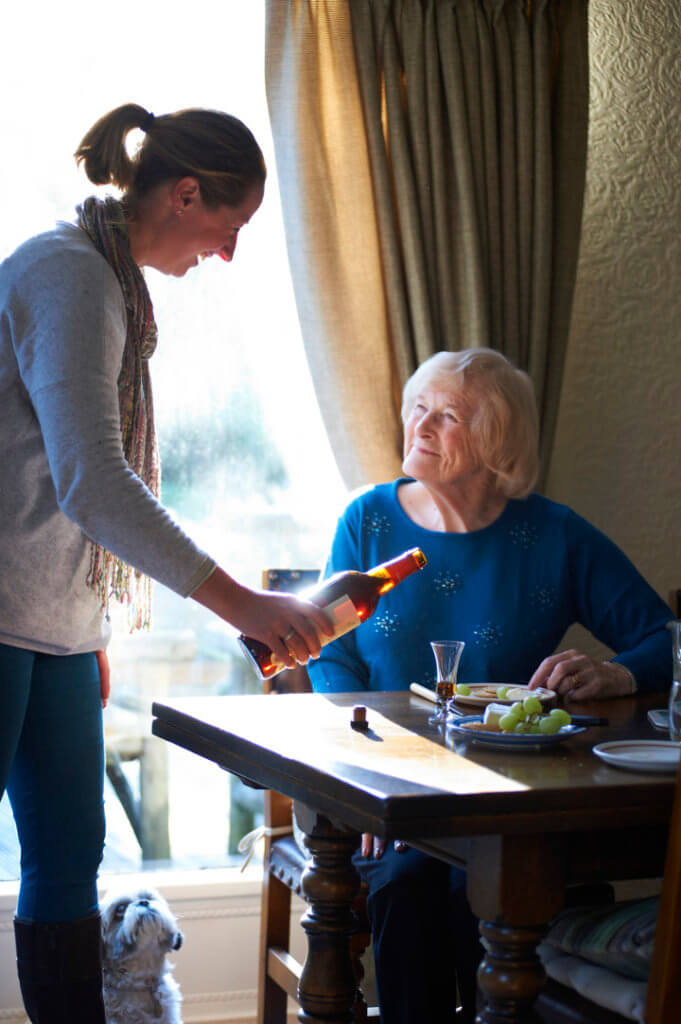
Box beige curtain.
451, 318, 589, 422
265, 0, 589, 489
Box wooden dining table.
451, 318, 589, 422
151, 689, 675, 1024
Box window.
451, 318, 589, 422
0, 1, 346, 880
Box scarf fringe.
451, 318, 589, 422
87, 546, 153, 632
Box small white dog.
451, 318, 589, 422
100, 886, 184, 1024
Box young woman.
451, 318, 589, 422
0, 103, 330, 1023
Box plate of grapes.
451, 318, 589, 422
447, 699, 586, 751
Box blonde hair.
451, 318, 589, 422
75, 103, 266, 210
401, 349, 539, 498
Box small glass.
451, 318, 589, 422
429, 640, 465, 724
667, 621, 681, 742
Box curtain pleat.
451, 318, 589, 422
265, 0, 589, 489
265, 0, 405, 487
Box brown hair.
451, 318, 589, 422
74, 103, 266, 210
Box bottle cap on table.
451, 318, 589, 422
351, 705, 369, 730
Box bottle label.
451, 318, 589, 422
268, 595, 361, 672
321, 594, 362, 640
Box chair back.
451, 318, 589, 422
645, 755, 681, 1023
256, 567, 373, 1022
261, 569, 320, 694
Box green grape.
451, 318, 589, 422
499, 714, 519, 732
523, 695, 542, 716
548, 708, 572, 727
539, 715, 563, 735
514, 721, 530, 734
496, 685, 509, 699
509, 701, 524, 719
456, 683, 471, 696
530, 724, 542, 734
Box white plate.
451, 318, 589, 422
593, 740, 681, 774
451, 683, 556, 709
449, 715, 586, 751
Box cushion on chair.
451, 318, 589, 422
538, 944, 647, 1022
269, 835, 307, 894
536, 897, 659, 1023
543, 897, 658, 981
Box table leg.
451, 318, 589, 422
466, 833, 564, 1024
294, 802, 362, 1024
476, 920, 550, 1023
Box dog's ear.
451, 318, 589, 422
172, 931, 184, 951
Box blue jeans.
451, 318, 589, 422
355, 845, 483, 1024
0, 643, 105, 922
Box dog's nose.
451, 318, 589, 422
138, 898, 150, 907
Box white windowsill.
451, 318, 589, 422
0, 864, 265, 909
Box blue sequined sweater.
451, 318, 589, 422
307, 481, 673, 694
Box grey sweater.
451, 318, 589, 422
0, 222, 216, 655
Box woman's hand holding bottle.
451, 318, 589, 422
239, 548, 427, 679
191, 567, 334, 669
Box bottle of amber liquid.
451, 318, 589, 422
238, 547, 427, 680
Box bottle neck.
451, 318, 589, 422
368, 548, 426, 594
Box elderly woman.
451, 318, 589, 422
0, 103, 330, 1023
308, 348, 672, 1024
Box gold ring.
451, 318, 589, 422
572, 674, 581, 687
284, 628, 296, 642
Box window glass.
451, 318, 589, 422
0, 1, 346, 878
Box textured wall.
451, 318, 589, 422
546, 0, 681, 653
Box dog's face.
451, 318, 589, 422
101, 887, 183, 968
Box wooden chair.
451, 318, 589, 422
534, 756, 681, 1024
256, 569, 376, 1024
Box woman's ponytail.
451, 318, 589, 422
74, 104, 153, 190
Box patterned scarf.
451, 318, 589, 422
76, 195, 160, 630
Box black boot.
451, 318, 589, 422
14, 913, 105, 1023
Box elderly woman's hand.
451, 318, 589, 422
528, 648, 635, 700
361, 835, 408, 859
